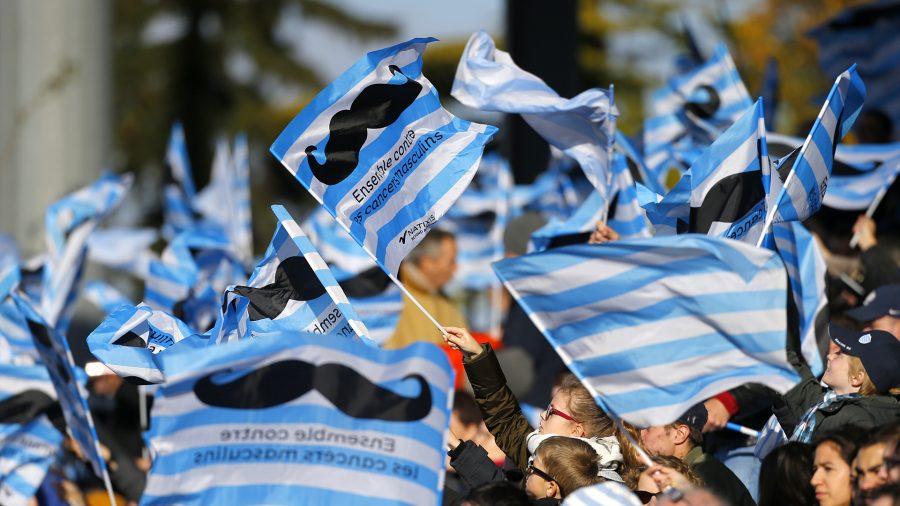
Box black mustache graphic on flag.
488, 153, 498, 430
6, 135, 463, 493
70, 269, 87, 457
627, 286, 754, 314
684, 84, 721, 120
689, 170, 766, 234
231, 256, 327, 321
193, 359, 432, 422
305, 65, 423, 185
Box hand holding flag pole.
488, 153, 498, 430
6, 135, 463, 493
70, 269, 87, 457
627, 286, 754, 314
849, 169, 897, 248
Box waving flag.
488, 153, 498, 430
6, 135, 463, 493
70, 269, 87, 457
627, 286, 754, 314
87, 303, 202, 384
772, 222, 829, 377
142, 332, 453, 505
144, 223, 246, 332
453, 31, 617, 199
41, 173, 132, 332
768, 65, 866, 223
493, 235, 799, 427
12, 294, 113, 487
0, 235, 19, 301
643, 44, 753, 190
767, 132, 900, 210
303, 207, 373, 282
271, 38, 496, 277
86, 227, 158, 279
642, 99, 770, 244
163, 122, 198, 239
83, 280, 133, 316
214, 206, 373, 346
0, 415, 63, 506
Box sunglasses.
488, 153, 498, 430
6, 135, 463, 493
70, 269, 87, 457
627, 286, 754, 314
526, 464, 564, 496
635, 490, 663, 504
541, 403, 580, 423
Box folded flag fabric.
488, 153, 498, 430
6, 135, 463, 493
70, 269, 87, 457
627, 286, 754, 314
86, 227, 158, 279
142, 331, 453, 505
452, 30, 617, 200
163, 122, 198, 239
214, 206, 374, 347
12, 293, 112, 483
493, 234, 799, 427
271, 37, 497, 277
772, 222, 829, 377
0, 415, 63, 506
86, 303, 204, 384
768, 65, 866, 223
642, 98, 770, 244
340, 267, 404, 347
42, 173, 133, 333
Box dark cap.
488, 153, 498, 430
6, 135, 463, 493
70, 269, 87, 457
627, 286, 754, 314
846, 284, 900, 322
677, 403, 708, 433
829, 323, 900, 393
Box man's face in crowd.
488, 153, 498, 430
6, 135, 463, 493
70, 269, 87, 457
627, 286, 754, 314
420, 236, 457, 289
640, 425, 679, 457
855, 442, 886, 492
864, 315, 900, 340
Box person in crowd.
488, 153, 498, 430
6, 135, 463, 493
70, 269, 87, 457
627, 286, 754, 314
811, 431, 862, 506
455, 480, 533, 506
441, 326, 627, 482
774, 325, 900, 443
850, 217, 900, 296
844, 283, 900, 338
757, 442, 816, 506
866, 483, 900, 506
856, 423, 900, 496
878, 422, 900, 485
638, 404, 755, 506
524, 436, 604, 503
631, 455, 703, 505
385, 229, 467, 349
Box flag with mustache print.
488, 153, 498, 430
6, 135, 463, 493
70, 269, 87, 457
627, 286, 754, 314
271, 38, 497, 277
212, 205, 374, 347
143, 331, 454, 505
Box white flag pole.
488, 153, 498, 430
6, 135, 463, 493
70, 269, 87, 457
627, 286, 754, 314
849, 169, 898, 248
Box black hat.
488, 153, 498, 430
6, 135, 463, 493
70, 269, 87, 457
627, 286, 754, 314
677, 403, 708, 433
846, 284, 900, 322
829, 323, 900, 393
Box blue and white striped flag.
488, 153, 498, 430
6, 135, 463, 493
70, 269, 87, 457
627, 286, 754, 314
0, 415, 63, 506
767, 132, 900, 210
0, 299, 37, 364
303, 207, 373, 282
772, 222, 829, 377
87, 303, 202, 384
492, 235, 800, 427
0, 235, 19, 302
271, 38, 497, 277
11, 293, 112, 484
163, 122, 198, 240
214, 206, 374, 346
142, 332, 453, 505
42, 173, 132, 332
643, 44, 753, 190
453, 31, 617, 200
562, 481, 641, 506
768, 65, 866, 223
83, 280, 133, 317
144, 223, 246, 332
642, 99, 770, 244
86, 227, 158, 279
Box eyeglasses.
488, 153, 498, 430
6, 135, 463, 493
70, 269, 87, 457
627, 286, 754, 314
635, 490, 663, 504
541, 403, 580, 423
526, 464, 564, 496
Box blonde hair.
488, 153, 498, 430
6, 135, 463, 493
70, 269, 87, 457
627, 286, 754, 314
535, 437, 603, 498
556, 374, 615, 438
847, 355, 880, 396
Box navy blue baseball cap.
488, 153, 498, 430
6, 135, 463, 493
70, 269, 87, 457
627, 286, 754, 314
829, 323, 900, 393
677, 403, 708, 433
846, 284, 900, 322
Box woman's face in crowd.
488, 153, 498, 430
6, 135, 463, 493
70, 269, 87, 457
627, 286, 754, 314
539, 390, 582, 436
822, 349, 855, 394
811, 442, 853, 506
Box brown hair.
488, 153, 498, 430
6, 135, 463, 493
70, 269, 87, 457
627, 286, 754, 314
535, 437, 603, 498
623, 454, 704, 490
847, 356, 880, 396
556, 374, 615, 438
